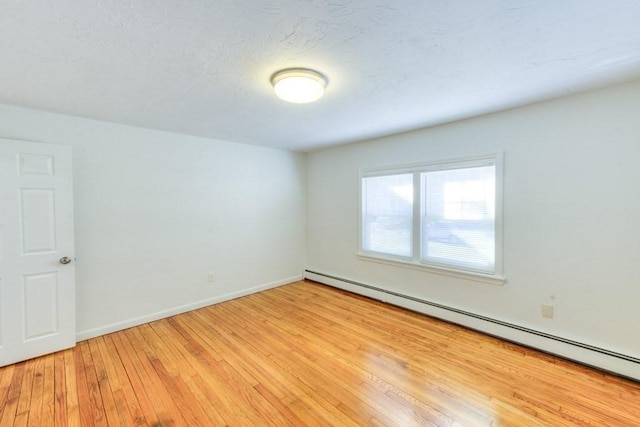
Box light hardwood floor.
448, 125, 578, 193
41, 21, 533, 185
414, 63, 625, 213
1, 280, 639, 426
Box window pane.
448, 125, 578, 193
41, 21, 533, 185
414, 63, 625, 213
421, 165, 495, 272
362, 174, 413, 257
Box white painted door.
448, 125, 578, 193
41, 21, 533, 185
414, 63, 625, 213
0, 139, 76, 367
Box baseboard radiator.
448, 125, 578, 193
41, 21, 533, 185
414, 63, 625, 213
304, 269, 640, 382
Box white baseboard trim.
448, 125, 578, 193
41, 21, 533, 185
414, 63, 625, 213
76, 275, 302, 342
304, 270, 640, 382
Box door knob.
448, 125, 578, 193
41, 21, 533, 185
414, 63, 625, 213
59, 257, 72, 265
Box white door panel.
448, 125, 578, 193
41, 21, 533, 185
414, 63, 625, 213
0, 139, 76, 367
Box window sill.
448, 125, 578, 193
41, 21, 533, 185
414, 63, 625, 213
356, 253, 506, 286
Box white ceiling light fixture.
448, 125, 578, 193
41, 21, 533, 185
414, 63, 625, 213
271, 68, 327, 104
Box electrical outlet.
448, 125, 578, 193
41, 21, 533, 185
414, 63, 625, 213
207, 272, 215, 283
541, 304, 554, 319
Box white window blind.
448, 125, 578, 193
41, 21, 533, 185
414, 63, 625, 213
361, 174, 413, 257
421, 165, 496, 273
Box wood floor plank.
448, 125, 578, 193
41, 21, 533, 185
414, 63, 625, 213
150, 320, 250, 425
194, 305, 349, 425
0, 364, 15, 417
246, 290, 491, 425
107, 332, 166, 426
1, 280, 639, 426
39, 354, 55, 426
53, 352, 68, 427
80, 340, 109, 427
216, 298, 409, 426
13, 358, 37, 427
99, 334, 148, 426
173, 312, 296, 425
202, 305, 363, 426
61, 349, 81, 427
91, 339, 128, 426
144, 321, 234, 426
119, 328, 188, 426
154, 321, 264, 423
161, 317, 290, 426
0, 363, 24, 426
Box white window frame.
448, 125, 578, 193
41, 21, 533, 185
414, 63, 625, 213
358, 154, 505, 285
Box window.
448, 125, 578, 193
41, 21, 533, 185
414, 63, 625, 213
360, 155, 502, 281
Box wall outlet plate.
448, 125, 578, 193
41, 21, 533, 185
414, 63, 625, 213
541, 304, 554, 319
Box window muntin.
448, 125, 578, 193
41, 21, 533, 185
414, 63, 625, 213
360, 156, 501, 277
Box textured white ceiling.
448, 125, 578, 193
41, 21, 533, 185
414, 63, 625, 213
1, 1, 640, 151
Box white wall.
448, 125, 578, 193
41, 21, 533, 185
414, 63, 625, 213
306, 79, 640, 377
0, 104, 306, 339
